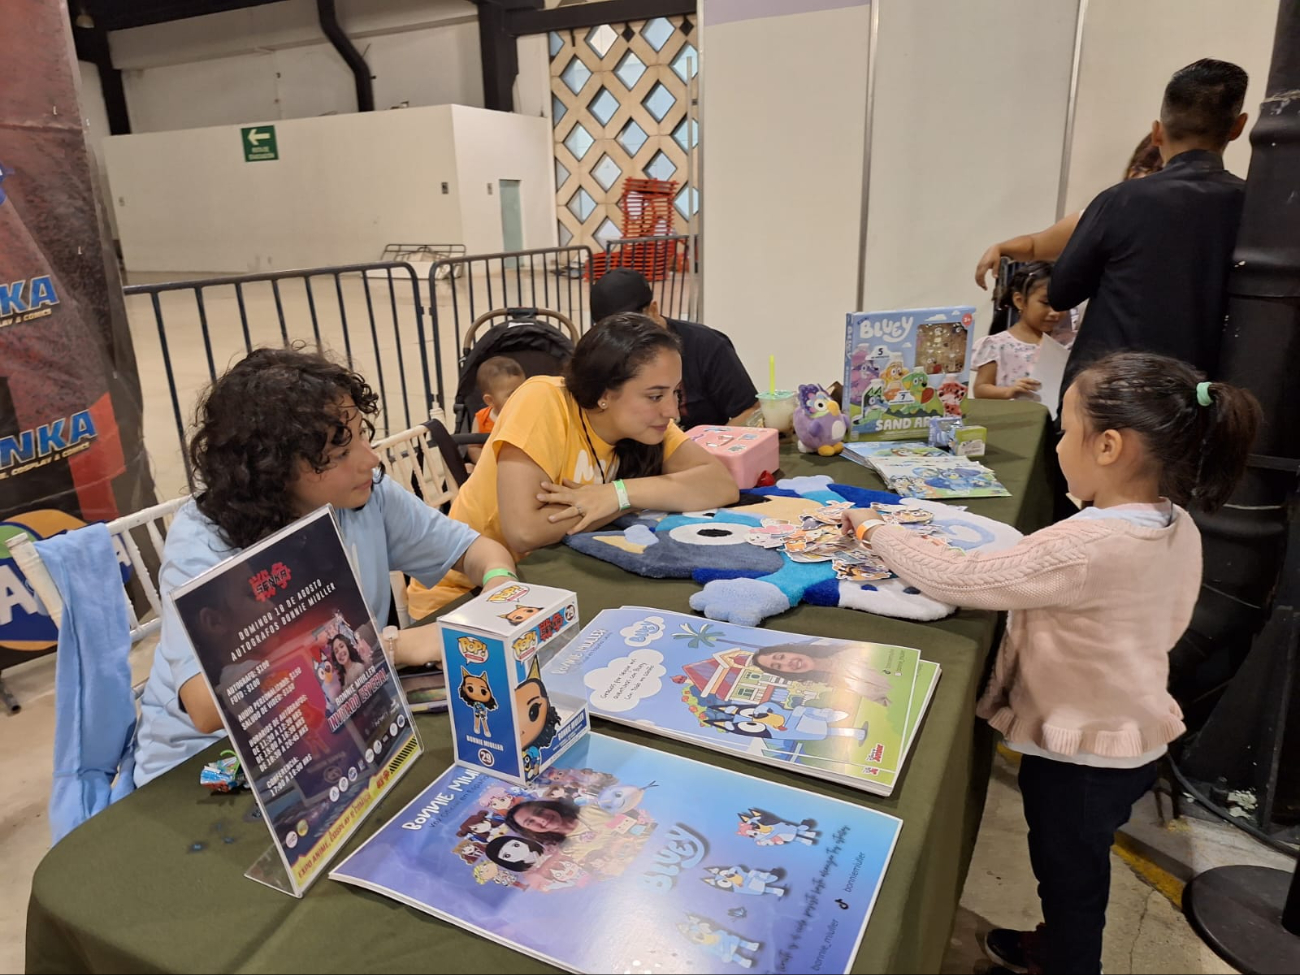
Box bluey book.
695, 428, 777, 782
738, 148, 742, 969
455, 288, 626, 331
841, 440, 948, 471
554, 608, 938, 797
330, 734, 902, 973
865, 455, 1011, 499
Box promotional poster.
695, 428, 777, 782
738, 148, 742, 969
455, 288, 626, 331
171, 507, 419, 895
0, 3, 155, 670
558, 609, 937, 796
331, 734, 902, 973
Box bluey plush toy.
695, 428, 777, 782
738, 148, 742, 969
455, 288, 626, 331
793, 384, 847, 456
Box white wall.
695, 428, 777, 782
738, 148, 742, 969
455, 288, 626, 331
103, 105, 463, 273
1063, 0, 1278, 214
700, 0, 872, 389
102, 104, 553, 273
514, 33, 552, 121
699, 0, 1275, 395
451, 106, 557, 255
76, 62, 118, 239
863, 0, 1077, 330
109, 0, 482, 133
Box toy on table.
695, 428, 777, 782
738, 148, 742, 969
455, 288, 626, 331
954, 425, 987, 458
937, 374, 967, 417
928, 416, 961, 450
439, 583, 588, 785
565, 475, 1022, 625
793, 384, 847, 456
200, 751, 246, 793
844, 307, 974, 442
685, 425, 779, 490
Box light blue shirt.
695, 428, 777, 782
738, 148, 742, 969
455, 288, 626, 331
133, 476, 477, 786
1071, 499, 1174, 530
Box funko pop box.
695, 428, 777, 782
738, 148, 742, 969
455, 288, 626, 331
439, 582, 588, 785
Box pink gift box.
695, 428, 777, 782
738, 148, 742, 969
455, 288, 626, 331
684, 425, 779, 490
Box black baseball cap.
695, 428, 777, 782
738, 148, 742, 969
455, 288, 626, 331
590, 268, 655, 324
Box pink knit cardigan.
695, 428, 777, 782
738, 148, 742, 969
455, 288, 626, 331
872, 510, 1200, 758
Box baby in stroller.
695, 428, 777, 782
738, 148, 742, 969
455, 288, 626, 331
468, 356, 527, 465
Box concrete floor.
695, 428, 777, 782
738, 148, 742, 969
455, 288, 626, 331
0, 265, 1275, 973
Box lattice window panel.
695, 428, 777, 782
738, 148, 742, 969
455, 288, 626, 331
551, 17, 698, 253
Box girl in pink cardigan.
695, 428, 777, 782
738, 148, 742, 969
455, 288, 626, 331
845, 352, 1260, 975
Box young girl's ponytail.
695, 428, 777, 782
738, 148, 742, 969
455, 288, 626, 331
1074, 353, 1262, 512
1189, 380, 1263, 511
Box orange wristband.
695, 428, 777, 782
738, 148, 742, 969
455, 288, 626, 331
855, 520, 875, 543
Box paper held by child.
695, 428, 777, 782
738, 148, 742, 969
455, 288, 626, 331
1030, 337, 1070, 420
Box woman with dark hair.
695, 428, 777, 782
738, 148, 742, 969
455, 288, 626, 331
330, 633, 367, 688
1122, 132, 1164, 181
408, 313, 738, 617
749, 642, 894, 706
505, 799, 582, 844
133, 346, 516, 786
506, 798, 615, 846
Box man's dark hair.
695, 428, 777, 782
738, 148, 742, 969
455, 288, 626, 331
590, 268, 654, 324
1161, 59, 1248, 146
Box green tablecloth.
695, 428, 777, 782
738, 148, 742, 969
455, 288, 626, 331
26, 400, 1051, 975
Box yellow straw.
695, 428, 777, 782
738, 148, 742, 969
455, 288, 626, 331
768, 355, 775, 396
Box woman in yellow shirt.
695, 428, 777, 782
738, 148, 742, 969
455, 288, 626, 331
408, 313, 739, 618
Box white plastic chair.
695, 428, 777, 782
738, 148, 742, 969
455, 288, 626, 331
9, 495, 189, 643
373, 416, 466, 628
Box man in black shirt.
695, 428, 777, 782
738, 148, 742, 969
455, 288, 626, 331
1051, 59, 1249, 390
590, 269, 759, 428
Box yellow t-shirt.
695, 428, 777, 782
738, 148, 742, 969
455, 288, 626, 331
407, 376, 687, 618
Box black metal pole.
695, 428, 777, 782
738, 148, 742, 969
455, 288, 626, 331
1172, 0, 1300, 746
478, 0, 518, 113
1286, 861, 1300, 936
317, 0, 374, 113
1180, 2, 1300, 970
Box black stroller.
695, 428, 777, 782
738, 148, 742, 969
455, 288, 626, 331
451, 307, 580, 456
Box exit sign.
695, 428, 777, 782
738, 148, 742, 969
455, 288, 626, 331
241, 125, 278, 162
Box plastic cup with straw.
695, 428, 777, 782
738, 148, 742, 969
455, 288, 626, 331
757, 354, 796, 434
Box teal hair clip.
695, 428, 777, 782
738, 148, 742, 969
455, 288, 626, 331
1196, 381, 1213, 407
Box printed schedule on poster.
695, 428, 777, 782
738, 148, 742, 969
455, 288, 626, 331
171, 506, 420, 896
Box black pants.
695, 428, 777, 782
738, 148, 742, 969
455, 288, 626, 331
1018, 755, 1158, 974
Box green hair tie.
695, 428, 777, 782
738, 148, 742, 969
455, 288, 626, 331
1196, 381, 1213, 407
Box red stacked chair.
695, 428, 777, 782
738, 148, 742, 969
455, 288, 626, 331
589, 178, 681, 282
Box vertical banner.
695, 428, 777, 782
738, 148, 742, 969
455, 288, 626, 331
0, 2, 156, 664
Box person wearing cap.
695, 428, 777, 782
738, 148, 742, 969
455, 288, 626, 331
590, 268, 759, 428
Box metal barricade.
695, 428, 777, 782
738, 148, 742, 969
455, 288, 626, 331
427, 245, 594, 369
125, 262, 436, 489
600, 234, 698, 321
378, 243, 467, 277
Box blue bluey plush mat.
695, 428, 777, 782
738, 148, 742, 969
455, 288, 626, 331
564, 475, 1021, 625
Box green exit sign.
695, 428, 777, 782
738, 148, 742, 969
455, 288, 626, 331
241, 125, 278, 162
